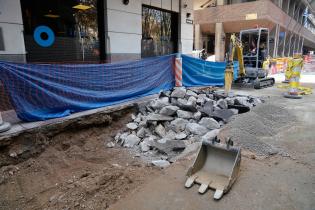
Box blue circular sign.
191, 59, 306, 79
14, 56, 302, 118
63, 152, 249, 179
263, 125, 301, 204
33, 26, 55, 47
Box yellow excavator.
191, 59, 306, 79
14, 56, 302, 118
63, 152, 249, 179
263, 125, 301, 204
225, 28, 275, 93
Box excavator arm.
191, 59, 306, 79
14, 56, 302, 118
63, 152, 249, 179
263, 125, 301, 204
225, 34, 245, 93
228, 34, 245, 77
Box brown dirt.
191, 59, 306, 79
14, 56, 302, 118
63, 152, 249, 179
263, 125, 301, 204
0, 111, 160, 210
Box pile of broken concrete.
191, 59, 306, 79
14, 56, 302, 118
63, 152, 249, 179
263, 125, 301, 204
113, 87, 263, 168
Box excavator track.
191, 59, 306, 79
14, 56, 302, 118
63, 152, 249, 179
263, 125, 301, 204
233, 77, 275, 89
253, 77, 275, 89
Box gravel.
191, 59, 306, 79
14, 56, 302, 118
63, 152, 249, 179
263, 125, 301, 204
221, 103, 295, 156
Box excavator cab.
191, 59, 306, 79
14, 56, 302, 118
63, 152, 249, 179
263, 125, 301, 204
236, 28, 274, 89
240, 28, 270, 79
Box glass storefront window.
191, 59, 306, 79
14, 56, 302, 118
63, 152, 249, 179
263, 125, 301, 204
21, 0, 100, 63
141, 6, 178, 58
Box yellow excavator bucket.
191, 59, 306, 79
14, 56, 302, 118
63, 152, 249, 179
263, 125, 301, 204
185, 140, 241, 200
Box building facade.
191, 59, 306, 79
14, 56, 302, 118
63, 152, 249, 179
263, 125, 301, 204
1, 0, 314, 64
0, 0, 194, 63
194, 0, 315, 61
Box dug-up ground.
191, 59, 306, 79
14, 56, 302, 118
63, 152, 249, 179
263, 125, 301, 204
0, 85, 314, 210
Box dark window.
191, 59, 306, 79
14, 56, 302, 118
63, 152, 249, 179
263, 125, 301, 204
227, 0, 256, 4
20, 0, 100, 63
141, 5, 178, 58
0, 28, 4, 51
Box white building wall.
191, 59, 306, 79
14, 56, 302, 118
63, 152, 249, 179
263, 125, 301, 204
106, 0, 142, 61
180, 0, 194, 54
0, 0, 26, 62
106, 0, 194, 61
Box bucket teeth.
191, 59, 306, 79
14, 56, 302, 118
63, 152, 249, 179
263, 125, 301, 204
213, 189, 224, 200
198, 183, 209, 194
185, 176, 197, 188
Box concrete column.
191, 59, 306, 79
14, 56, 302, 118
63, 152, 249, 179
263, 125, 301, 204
296, 35, 301, 53
298, 8, 303, 22
273, 24, 280, 58
217, 0, 224, 6
279, 0, 283, 9
296, 36, 300, 53
299, 8, 304, 24
287, 0, 291, 14
291, 1, 296, 17
281, 31, 287, 57
292, 34, 297, 55
299, 37, 304, 53
296, 37, 300, 53
215, 22, 225, 62
287, 32, 293, 56
194, 24, 201, 50
300, 38, 304, 54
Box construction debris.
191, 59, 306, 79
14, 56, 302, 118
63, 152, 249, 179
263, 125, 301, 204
220, 103, 295, 156
114, 87, 264, 165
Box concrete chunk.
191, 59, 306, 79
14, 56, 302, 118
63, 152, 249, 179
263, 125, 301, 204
177, 98, 197, 112
124, 134, 141, 148
217, 99, 228, 109
155, 124, 166, 137
106, 142, 115, 148
213, 109, 234, 122
234, 96, 252, 107
201, 129, 220, 142
146, 113, 174, 122
140, 141, 150, 152
199, 101, 214, 117
165, 130, 177, 140
118, 132, 129, 145
170, 118, 189, 132
186, 123, 208, 136
171, 87, 186, 98
194, 111, 202, 120
150, 97, 170, 110
175, 132, 187, 140
126, 123, 138, 130
187, 96, 197, 106
151, 140, 186, 155
159, 105, 180, 116
226, 97, 235, 105
151, 160, 170, 168
177, 110, 194, 119
199, 117, 220, 130
230, 108, 239, 115
136, 127, 146, 138
186, 90, 198, 97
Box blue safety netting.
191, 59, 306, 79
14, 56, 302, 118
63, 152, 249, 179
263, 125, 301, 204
0, 55, 175, 121
182, 55, 239, 87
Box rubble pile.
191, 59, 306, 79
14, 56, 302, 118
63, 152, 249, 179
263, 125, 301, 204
113, 87, 263, 168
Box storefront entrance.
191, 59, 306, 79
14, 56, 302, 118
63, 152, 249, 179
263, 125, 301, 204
20, 0, 103, 63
